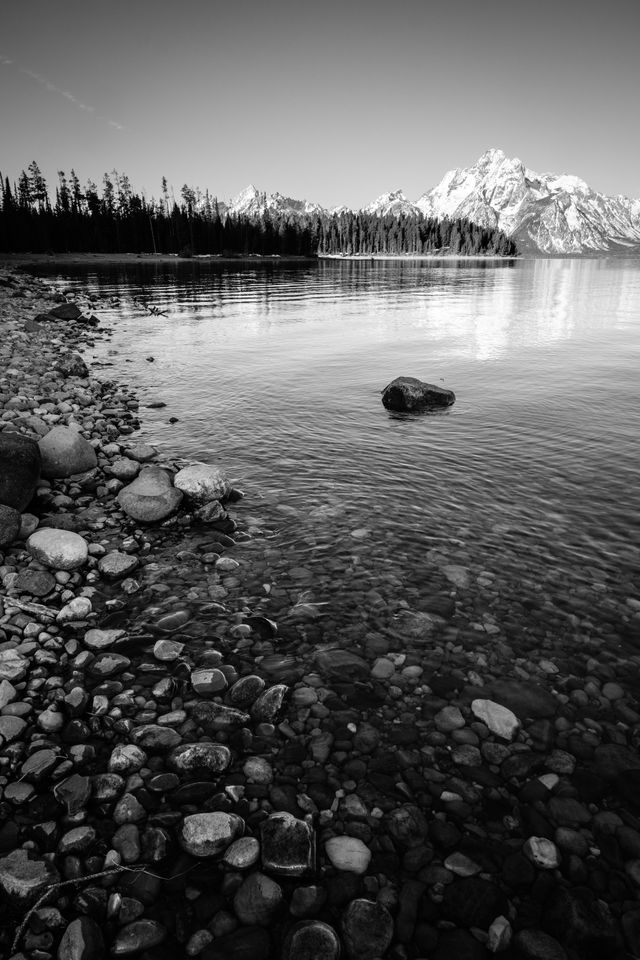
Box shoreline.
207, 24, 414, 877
2, 252, 317, 268
2, 266, 640, 959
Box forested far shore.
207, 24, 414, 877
0, 162, 518, 258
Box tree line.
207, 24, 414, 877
0, 161, 518, 258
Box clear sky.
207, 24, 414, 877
1, 0, 639, 208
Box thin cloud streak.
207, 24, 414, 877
0, 53, 125, 131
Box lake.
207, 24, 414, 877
38, 257, 640, 666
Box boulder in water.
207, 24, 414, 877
0, 432, 41, 510
381, 376, 455, 412
117, 466, 183, 522
174, 463, 231, 504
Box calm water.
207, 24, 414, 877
41, 258, 640, 656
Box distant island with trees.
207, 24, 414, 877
0, 161, 518, 259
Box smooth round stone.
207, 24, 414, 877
58, 826, 96, 854
251, 684, 288, 723
324, 836, 371, 875
124, 442, 157, 462
233, 871, 283, 925
108, 458, 140, 481
228, 675, 266, 706
341, 899, 394, 960
117, 467, 183, 523
471, 699, 520, 741
0, 716, 27, 742
174, 463, 230, 505
434, 705, 466, 732
111, 920, 167, 955
168, 742, 231, 777
223, 836, 261, 870
602, 682, 624, 701
179, 812, 244, 857
13, 568, 56, 597
130, 725, 181, 751
281, 920, 341, 960
27, 528, 88, 570
38, 425, 97, 479
98, 551, 139, 580
155, 609, 191, 633
523, 836, 560, 869
371, 658, 395, 680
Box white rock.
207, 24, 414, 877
84, 628, 126, 651
324, 836, 371, 874
179, 812, 244, 857
471, 699, 520, 741
0, 650, 29, 683
153, 639, 184, 661
487, 915, 512, 953
57, 597, 92, 623
523, 836, 560, 869
174, 464, 230, 505
0, 679, 17, 709
28, 528, 89, 571
222, 836, 261, 870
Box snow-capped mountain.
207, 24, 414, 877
364, 189, 420, 217
226, 185, 323, 219
415, 148, 640, 255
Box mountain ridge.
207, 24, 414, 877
222, 150, 640, 255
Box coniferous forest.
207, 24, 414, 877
0, 162, 518, 258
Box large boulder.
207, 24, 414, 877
381, 376, 455, 412
0, 432, 41, 510
117, 466, 183, 522
174, 464, 231, 505
38, 426, 97, 479
47, 303, 83, 321
27, 528, 89, 570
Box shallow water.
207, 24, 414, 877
39, 258, 640, 659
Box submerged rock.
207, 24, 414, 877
117, 466, 183, 522
381, 376, 455, 411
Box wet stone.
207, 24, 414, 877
179, 812, 244, 857
260, 811, 315, 876
342, 898, 394, 960
0, 848, 60, 903
223, 836, 261, 870
88, 651, 131, 678
513, 928, 568, 960
98, 550, 139, 580
130, 724, 181, 751
192, 701, 250, 731
83, 628, 126, 651
485, 679, 558, 719
57, 915, 106, 960
471, 698, 520, 740
13, 567, 56, 596
111, 919, 167, 955
53, 774, 91, 815
281, 920, 341, 960
168, 742, 231, 778
233, 871, 283, 926
325, 836, 371, 875
28, 527, 89, 570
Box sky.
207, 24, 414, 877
1, 0, 639, 209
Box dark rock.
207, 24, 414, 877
57, 915, 105, 960
111, 919, 167, 955
48, 302, 83, 320
233, 871, 283, 925
433, 928, 489, 960
386, 804, 428, 846
0, 502, 22, 548
485, 679, 558, 719
260, 811, 315, 876
442, 877, 509, 929
0, 432, 41, 510
55, 352, 89, 378
514, 928, 568, 960
281, 920, 341, 960
192, 701, 250, 731
542, 886, 621, 957
201, 926, 270, 960
168, 743, 231, 778
13, 567, 56, 596
341, 898, 394, 960
381, 376, 455, 411
54, 774, 91, 815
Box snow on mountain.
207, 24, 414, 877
415, 148, 640, 255
226, 185, 323, 219
364, 189, 420, 217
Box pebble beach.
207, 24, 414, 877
2, 265, 640, 960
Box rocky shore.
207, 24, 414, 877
1, 265, 640, 960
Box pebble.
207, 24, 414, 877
324, 836, 371, 874
179, 812, 244, 857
